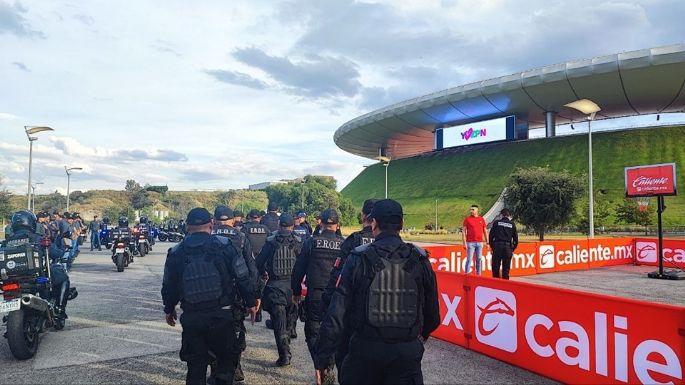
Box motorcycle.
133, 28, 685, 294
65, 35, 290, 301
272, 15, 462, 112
110, 229, 134, 272
167, 228, 184, 243
100, 226, 112, 250
0, 238, 74, 360
133, 227, 150, 257
157, 226, 168, 242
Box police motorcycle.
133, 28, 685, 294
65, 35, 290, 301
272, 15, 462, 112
132, 218, 151, 257
100, 216, 112, 250
157, 224, 168, 242
0, 212, 77, 360
166, 221, 184, 243
110, 217, 135, 272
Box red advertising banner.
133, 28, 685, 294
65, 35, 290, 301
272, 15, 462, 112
433, 271, 469, 347
432, 272, 685, 385
625, 163, 677, 197
425, 243, 538, 277
633, 238, 685, 270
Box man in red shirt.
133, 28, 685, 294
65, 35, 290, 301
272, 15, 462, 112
462, 205, 488, 275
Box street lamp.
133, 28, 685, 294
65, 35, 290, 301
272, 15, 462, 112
31, 182, 44, 212
564, 99, 601, 239
376, 156, 391, 199
25, 126, 54, 210
65, 166, 83, 211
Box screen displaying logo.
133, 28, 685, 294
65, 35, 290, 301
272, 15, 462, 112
635, 241, 657, 263
625, 163, 677, 197
441, 116, 510, 148
538, 245, 555, 269
474, 286, 517, 352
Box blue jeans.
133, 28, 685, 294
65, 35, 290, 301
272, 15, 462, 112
91, 230, 101, 250
465, 242, 483, 275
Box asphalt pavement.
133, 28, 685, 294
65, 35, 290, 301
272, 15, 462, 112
0, 243, 556, 385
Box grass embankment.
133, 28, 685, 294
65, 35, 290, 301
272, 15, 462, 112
341, 126, 685, 229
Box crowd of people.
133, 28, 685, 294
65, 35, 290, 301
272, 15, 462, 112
161, 199, 441, 385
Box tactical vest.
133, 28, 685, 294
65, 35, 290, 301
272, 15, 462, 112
358, 243, 423, 342
213, 226, 244, 255
174, 238, 232, 312
243, 222, 269, 255
353, 228, 375, 248
306, 234, 344, 290
269, 233, 301, 280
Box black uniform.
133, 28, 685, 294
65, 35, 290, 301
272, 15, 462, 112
321, 225, 375, 375
255, 229, 302, 365
488, 217, 518, 279
162, 231, 256, 385
291, 230, 345, 368
315, 233, 440, 385
260, 212, 280, 233
242, 220, 271, 321
211, 224, 259, 380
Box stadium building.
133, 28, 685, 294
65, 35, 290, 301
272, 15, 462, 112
337, 45, 685, 228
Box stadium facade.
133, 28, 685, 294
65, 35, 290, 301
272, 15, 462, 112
334, 45, 685, 160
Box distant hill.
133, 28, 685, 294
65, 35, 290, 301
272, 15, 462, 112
341, 126, 685, 229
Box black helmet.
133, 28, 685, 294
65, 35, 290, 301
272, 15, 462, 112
103, 216, 110, 224
118, 216, 129, 228
140, 216, 148, 224
11, 210, 37, 232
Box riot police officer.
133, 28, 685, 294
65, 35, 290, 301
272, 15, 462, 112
488, 208, 518, 280
3, 211, 76, 321
242, 209, 270, 322
139, 216, 154, 246
293, 212, 311, 240
260, 202, 280, 233
162, 208, 256, 385
315, 199, 440, 385
321, 199, 377, 377
233, 210, 244, 231
291, 209, 344, 382
255, 213, 302, 366
211, 206, 260, 383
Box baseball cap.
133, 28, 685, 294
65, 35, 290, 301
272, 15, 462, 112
368, 199, 403, 225
279, 213, 294, 227
320, 209, 339, 224
267, 202, 278, 211
296, 211, 307, 218
214, 206, 234, 220
233, 210, 244, 218
187, 208, 212, 226
248, 209, 261, 218
362, 199, 379, 215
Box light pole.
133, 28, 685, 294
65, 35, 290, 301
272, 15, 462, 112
377, 156, 391, 199
31, 182, 44, 212
435, 199, 438, 233
65, 166, 83, 211
564, 99, 601, 239
25, 126, 54, 209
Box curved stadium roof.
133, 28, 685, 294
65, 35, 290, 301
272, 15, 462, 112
334, 44, 685, 159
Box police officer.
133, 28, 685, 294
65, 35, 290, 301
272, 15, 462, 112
291, 209, 344, 382
139, 215, 154, 246
260, 202, 280, 233
211, 206, 260, 383
242, 209, 270, 322
233, 210, 244, 231
315, 199, 440, 385
293, 212, 311, 239
321, 199, 377, 377
3, 211, 76, 321
162, 208, 256, 385
255, 213, 302, 366
488, 208, 518, 280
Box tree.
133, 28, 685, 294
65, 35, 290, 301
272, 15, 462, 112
39, 191, 66, 212
615, 198, 655, 232
504, 167, 584, 241
574, 194, 613, 234
125, 180, 142, 192
144, 184, 169, 194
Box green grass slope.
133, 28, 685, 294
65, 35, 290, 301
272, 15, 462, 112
341, 126, 685, 229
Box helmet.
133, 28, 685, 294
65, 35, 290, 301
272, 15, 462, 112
118, 216, 129, 228
103, 216, 110, 224
140, 216, 148, 224
11, 210, 37, 232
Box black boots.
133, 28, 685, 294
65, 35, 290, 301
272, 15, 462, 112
275, 334, 291, 367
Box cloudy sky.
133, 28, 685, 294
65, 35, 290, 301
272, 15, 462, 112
1, 0, 683, 195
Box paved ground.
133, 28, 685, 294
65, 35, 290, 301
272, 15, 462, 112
0, 244, 556, 385
516, 264, 685, 306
